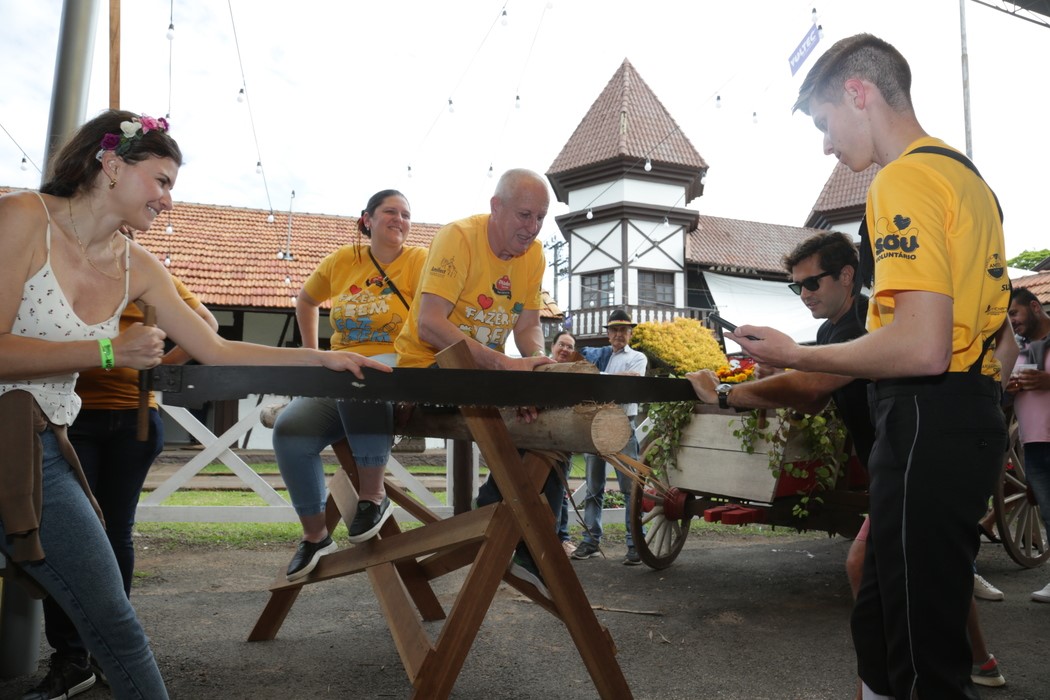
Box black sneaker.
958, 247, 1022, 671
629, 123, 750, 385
88, 655, 108, 686
21, 653, 96, 700
286, 535, 337, 581
623, 547, 642, 566
571, 541, 600, 560
507, 549, 549, 598
347, 497, 392, 543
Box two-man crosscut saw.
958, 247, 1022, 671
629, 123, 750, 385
149, 365, 699, 408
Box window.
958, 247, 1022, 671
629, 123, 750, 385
638, 271, 674, 306
581, 271, 614, 308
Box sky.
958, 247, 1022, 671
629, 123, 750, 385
1, 0, 1048, 288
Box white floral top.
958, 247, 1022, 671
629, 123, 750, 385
0, 192, 128, 425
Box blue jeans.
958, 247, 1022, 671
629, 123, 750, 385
273, 353, 396, 516
1023, 442, 1050, 533
558, 459, 571, 542
0, 429, 167, 699
580, 422, 640, 549
476, 452, 566, 568
43, 408, 164, 659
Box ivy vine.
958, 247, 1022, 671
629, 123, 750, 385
641, 400, 697, 475
732, 405, 849, 518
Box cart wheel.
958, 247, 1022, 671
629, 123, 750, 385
995, 413, 1049, 568
629, 471, 691, 570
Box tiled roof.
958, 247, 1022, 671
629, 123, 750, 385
548, 59, 707, 176
806, 161, 879, 224
1013, 270, 1050, 304
687, 214, 827, 276
0, 186, 567, 316
136, 201, 441, 310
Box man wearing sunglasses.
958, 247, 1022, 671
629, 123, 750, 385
724, 34, 1017, 700
688, 231, 871, 461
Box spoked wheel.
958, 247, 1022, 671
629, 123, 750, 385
629, 470, 692, 570
995, 412, 1049, 568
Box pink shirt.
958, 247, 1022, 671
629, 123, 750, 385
1013, 351, 1050, 444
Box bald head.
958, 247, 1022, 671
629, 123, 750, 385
488, 168, 550, 260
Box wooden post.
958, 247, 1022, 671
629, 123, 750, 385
451, 440, 473, 515
108, 0, 119, 109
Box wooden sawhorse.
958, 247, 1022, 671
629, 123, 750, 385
247, 342, 632, 698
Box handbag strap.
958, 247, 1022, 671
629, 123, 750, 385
367, 247, 410, 310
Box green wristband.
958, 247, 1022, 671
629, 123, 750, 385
98, 338, 115, 370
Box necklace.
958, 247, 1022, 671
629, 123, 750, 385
68, 198, 123, 281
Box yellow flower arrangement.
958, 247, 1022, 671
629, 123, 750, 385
630, 317, 726, 375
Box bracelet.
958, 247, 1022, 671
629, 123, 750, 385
98, 338, 115, 371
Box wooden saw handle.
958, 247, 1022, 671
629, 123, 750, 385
137, 304, 157, 441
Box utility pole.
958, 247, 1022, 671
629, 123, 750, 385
960, 0, 974, 159
544, 238, 568, 308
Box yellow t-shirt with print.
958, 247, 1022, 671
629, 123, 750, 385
304, 244, 428, 355
865, 137, 1008, 378
395, 214, 545, 368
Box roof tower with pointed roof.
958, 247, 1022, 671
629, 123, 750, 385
547, 59, 708, 204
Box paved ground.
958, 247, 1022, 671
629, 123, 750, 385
3, 527, 1047, 699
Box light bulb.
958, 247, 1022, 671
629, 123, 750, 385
20, 157, 28, 171
237, 87, 245, 103
166, 22, 175, 40
753, 111, 758, 124
285, 275, 291, 285
276, 250, 285, 260
644, 158, 652, 172
817, 24, 824, 39
266, 212, 275, 224
515, 94, 521, 109
407, 165, 413, 178
663, 217, 670, 228
448, 98, 454, 113
487, 165, 494, 178
501, 9, 508, 25
586, 209, 593, 220
715, 95, 721, 109
165, 223, 174, 234
256, 161, 263, 174
811, 7, 819, 24
164, 254, 171, 267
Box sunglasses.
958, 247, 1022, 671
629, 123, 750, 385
788, 271, 833, 295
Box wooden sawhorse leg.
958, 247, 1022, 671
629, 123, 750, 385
249, 341, 632, 698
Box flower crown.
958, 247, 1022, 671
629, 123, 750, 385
95, 114, 170, 161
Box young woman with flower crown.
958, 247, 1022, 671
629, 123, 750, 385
272, 189, 427, 581
0, 109, 387, 699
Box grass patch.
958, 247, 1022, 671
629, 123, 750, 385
136, 522, 308, 548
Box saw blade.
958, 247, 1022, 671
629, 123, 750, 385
151, 365, 699, 408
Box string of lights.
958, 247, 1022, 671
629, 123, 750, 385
0, 119, 40, 175
406, 1, 511, 180
226, 0, 274, 221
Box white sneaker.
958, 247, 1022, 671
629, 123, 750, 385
1031, 582, 1050, 603
973, 573, 1004, 601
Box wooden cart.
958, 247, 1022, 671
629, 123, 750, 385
628, 405, 1048, 570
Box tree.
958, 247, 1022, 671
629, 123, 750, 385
1008, 249, 1050, 271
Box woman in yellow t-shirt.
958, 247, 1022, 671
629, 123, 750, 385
273, 189, 427, 581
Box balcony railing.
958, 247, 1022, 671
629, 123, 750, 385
568, 304, 712, 339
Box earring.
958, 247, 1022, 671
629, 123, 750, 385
109, 178, 117, 190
